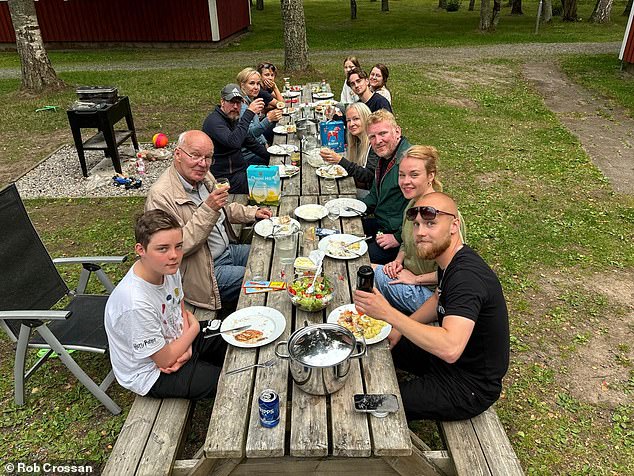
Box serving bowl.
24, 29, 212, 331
287, 275, 334, 312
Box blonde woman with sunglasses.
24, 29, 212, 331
373, 145, 466, 314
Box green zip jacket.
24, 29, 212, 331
361, 136, 411, 243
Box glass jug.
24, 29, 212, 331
274, 227, 302, 265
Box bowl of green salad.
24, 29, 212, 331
287, 275, 334, 312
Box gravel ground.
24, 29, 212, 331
15, 143, 173, 199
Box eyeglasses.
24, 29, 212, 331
405, 206, 456, 222
178, 147, 213, 165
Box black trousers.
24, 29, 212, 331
391, 337, 496, 421
147, 322, 227, 400
362, 217, 400, 265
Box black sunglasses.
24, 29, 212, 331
405, 206, 456, 222
258, 63, 276, 71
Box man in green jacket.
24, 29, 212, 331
361, 110, 411, 264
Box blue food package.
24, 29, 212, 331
319, 120, 345, 153
247, 165, 281, 205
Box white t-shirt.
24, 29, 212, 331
104, 265, 184, 396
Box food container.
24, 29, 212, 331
287, 275, 334, 311
75, 86, 118, 104
275, 323, 366, 395
294, 257, 317, 276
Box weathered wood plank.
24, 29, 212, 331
471, 407, 524, 476
204, 208, 276, 458
440, 418, 491, 476
137, 398, 191, 476
101, 397, 161, 476
226, 455, 398, 475
245, 196, 298, 458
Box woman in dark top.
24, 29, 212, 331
319, 102, 378, 197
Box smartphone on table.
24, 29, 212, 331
353, 394, 399, 417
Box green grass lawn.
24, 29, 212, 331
1, 2, 634, 473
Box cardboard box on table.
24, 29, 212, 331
247, 165, 281, 206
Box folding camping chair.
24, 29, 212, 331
0, 183, 126, 414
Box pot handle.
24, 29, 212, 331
349, 339, 366, 359
275, 341, 290, 359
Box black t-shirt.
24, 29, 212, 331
256, 89, 274, 106
364, 93, 393, 113
436, 245, 510, 398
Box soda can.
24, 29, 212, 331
259, 389, 280, 428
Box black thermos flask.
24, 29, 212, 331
356, 265, 374, 292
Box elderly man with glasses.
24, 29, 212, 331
354, 192, 510, 422
146, 130, 272, 311
202, 83, 271, 194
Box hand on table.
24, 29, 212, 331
353, 287, 394, 325
376, 233, 399, 249
383, 260, 403, 279
319, 148, 342, 164
255, 207, 273, 220
205, 187, 229, 211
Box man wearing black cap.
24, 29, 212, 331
202, 83, 270, 194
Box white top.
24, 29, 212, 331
105, 266, 184, 396
340, 82, 358, 104
373, 86, 392, 104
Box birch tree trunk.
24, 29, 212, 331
7, 0, 64, 93
257, 0, 264, 10
480, 0, 492, 30
589, 0, 613, 22
542, 0, 553, 22
382, 0, 389, 11
280, 0, 310, 72
351, 0, 357, 19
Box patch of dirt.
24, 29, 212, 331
432, 96, 479, 109
423, 63, 516, 90
523, 62, 634, 194
536, 268, 634, 408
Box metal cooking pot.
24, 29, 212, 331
275, 323, 366, 396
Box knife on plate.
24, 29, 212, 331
204, 324, 251, 338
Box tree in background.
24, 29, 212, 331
624, 0, 632, 15
257, 0, 264, 11
589, 0, 614, 23
480, 0, 502, 30
7, 0, 64, 93
280, 0, 310, 72
511, 0, 523, 14
382, 0, 390, 11
562, 0, 579, 21
350, 0, 358, 19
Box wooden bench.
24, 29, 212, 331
439, 406, 524, 476
102, 306, 216, 476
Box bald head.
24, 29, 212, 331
414, 192, 458, 217
178, 130, 212, 149
174, 130, 214, 185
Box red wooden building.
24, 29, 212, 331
620, 6, 634, 66
0, 0, 251, 45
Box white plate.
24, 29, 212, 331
313, 92, 334, 100
294, 204, 328, 222
318, 233, 368, 260
254, 217, 301, 238
273, 125, 289, 135
284, 91, 301, 98
221, 306, 286, 348
327, 304, 391, 345
316, 164, 348, 179
278, 164, 300, 178
267, 144, 298, 155
305, 150, 326, 167
325, 198, 367, 218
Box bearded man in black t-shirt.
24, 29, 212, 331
354, 192, 510, 421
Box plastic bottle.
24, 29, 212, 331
135, 158, 146, 176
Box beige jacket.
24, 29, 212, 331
145, 164, 257, 310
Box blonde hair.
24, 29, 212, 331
345, 102, 371, 167
236, 67, 260, 92
344, 56, 361, 68
403, 145, 443, 192
366, 109, 398, 129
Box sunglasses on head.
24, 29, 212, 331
405, 206, 456, 222
258, 63, 275, 71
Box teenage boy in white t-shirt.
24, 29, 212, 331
105, 209, 226, 398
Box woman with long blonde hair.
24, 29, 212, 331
320, 102, 378, 196
373, 145, 466, 314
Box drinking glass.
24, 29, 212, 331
214, 178, 230, 190
322, 177, 337, 195
327, 205, 340, 222
251, 181, 267, 204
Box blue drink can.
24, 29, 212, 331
259, 389, 280, 428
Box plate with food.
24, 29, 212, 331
284, 90, 301, 98
294, 204, 329, 222
327, 304, 391, 345
316, 164, 348, 179
254, 215, 300, 238
324, 198, 367, 217
267, 144, 298, 155
273, 124, 297, 135
221, 306, 286, 348
318, 233, 368, 260
278, 164, 300, 178
313, 92, 334, 100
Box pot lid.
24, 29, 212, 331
289, 324, 355, 367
